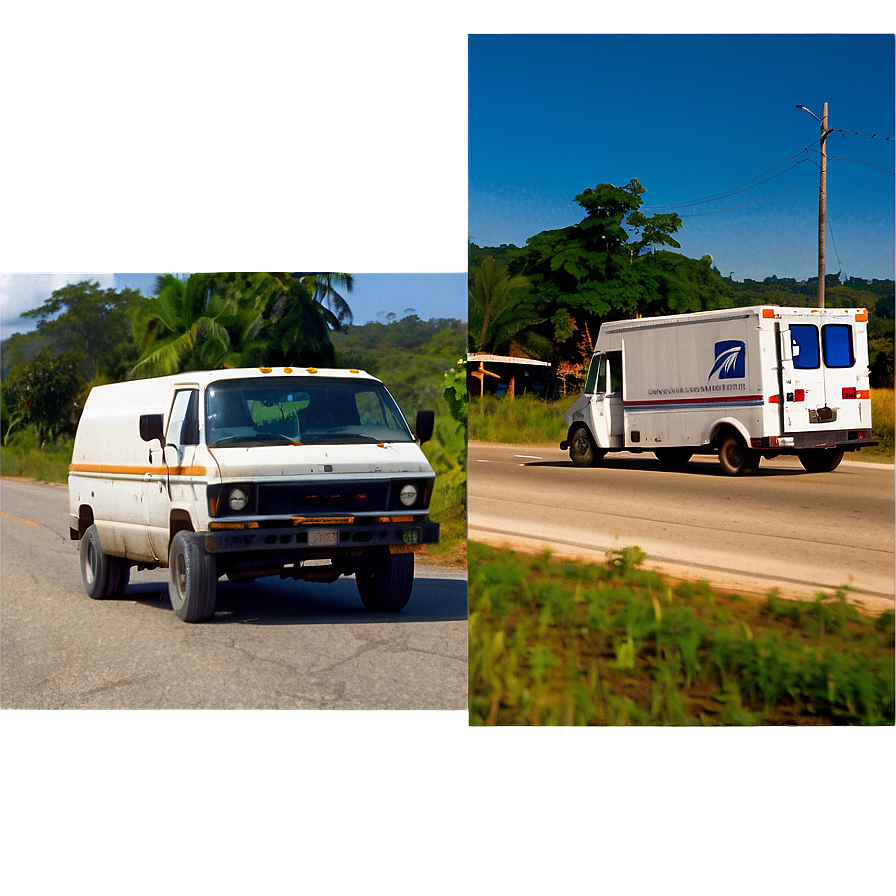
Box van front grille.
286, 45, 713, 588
256, 481, 390, 516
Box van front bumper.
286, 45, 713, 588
200, 519, 439, 555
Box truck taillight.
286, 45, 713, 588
842, 388, 869, 399
794, 389, 805, 402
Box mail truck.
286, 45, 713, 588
561, 306, 877, 475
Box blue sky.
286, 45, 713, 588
469, 34, 895, 282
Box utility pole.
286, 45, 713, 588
796, 103, 832, 308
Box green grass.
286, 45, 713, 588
1, 431, 72, 483
469, 394, 571, 445
469, 542, 895, 726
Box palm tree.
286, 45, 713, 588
468, 256, 547, 356
294, 273, 354, 329
129, 274, 262, 378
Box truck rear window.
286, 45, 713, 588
789, 324, 820, 369
822, 324, 854, 368
205, 377, 414, 447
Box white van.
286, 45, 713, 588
561, 305, 878, 475
69, 367, 439, 621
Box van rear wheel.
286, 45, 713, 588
797, 447, 844, 473
80, 524, 129, 600
168, 531, 217, 622
356, 549, 414, 612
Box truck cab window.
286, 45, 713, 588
789, 324, 820, 369
607, 351, 622, 395
822, 324, 855, 368
583, 354, 603, 394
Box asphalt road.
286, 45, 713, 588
469, 441, 895, 611
0, 478, 467, 710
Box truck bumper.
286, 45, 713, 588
750, 429, 878, 451
201, 519, 439, 555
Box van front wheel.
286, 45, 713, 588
168, 531, 217, 622
356, 550, 414, 612
80, 524, 129, 599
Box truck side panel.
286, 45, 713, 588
614, 312, 770, 449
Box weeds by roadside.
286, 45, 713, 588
1, 431, 72, 483
469, 542, 895, 725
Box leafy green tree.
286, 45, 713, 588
19, 280, 141, 380
468, 256, 548, 356
3, 350, 84, 445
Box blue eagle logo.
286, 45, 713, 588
709, 340, 745, 380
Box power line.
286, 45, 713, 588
640, 143, 819, 211
829, 157, 895, 175
673, 184, 816, 217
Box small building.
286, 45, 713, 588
466, 353, 553, 400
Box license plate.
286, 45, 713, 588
308, 530, 339, 547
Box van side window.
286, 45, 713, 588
789, 324, 820, 369
167, 389, 199, 446
822, 324, 855, 368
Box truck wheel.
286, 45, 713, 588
718, 432, 751, 476
80, 524, 128, 600
797, 448, 844, 473
168, 530, 217, 622
356, 550, 414, 612
569, 425, 603, 467
654, 448, 693, 467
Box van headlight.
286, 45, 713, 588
228, 487, 250, 511
399, 484, 419, 507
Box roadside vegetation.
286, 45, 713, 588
469, 388, 894, 462
469, 541, 895, 726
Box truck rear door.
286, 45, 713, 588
779, 318, 866, 437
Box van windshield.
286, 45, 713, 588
205, 376, 414, 448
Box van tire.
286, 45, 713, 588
356, 550, 414, 612
718, 432, 751, 476
80, 524, 128, 600
168, 531, 217, 622
569, 425, 603, 468
797, 447, 844, 473
654, 448, 694, 467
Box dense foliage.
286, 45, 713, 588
469, 542, 895, 726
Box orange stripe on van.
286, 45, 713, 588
69, 463, 207, 477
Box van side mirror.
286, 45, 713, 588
139, 414, 165, 446
414, 410, 435, 445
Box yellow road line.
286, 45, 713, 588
1, 510, 40, 528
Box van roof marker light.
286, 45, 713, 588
762, 308, 775, 318
855, 310, 868, 322
350, 369, 360, 374
284, 367, 293, 374
306, 367, 318, 374
259, 367, 272, 373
